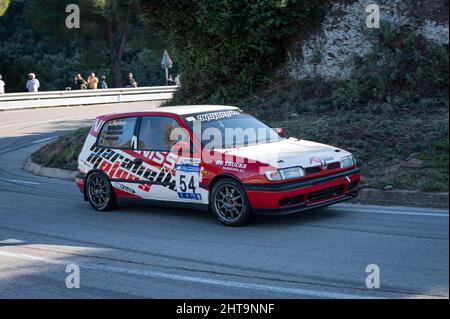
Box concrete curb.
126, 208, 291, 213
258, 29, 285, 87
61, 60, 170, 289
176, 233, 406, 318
23, 158, 449, 209
23, 158, 77, 182
355, 188, 449, 209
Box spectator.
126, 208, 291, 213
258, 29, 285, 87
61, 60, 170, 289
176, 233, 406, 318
87, 72, 99, 89
125, 72, 138, 88
26, 73, 40, 92
98, 75, 108, 89
167, 74, 175, 86
175, 74, 182, 87
0, 74, 5, 94
72, 74, 87, 90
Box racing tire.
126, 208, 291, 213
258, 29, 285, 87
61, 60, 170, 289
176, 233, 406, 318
86, 172, 117, 211
210, 178, 252, 227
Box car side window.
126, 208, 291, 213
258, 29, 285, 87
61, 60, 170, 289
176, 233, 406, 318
97, 117, 137, 149
138, 116, 189, 151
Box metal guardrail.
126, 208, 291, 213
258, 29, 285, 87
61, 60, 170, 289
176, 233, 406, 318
0, 86, 178, 111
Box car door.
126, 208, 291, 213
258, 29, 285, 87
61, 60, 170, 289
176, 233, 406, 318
93, 116, 146, 197
135, 115, 204, 203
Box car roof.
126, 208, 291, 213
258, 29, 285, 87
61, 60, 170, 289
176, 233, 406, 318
146, 105, 239, 115
98, 105, 240, 121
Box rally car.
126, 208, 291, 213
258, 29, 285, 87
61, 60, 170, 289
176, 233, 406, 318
76, 105, 360, 226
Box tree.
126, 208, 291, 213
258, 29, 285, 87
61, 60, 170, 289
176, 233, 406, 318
89, 0, 140, 86
0, 0, 10, 16
0, 0, 165, 92
140, 0, 325, 103
20, 0, 141, 87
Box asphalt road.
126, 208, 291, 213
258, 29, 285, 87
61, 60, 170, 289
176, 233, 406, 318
0, 103, 448, 299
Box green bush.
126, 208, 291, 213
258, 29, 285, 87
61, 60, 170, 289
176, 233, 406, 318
329, 22, 449, 109
32, 127, 90, 171
238, 20, 449, 121
141, 0, 325, 104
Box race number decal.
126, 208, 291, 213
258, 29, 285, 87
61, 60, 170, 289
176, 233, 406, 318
176, 159, 202, 201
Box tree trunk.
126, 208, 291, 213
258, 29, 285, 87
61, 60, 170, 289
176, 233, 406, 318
111, 57, 123, 88
107, 9, 131, 88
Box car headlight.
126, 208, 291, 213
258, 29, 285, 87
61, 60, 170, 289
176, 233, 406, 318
341, 155, 356, 169
265, 167, 305, 181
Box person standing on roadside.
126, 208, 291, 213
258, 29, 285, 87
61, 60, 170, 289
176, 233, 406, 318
72, 74, 87, 90
125, 72, 138, 88
175, 74, 182, 87
167, 74, 175, 86
26, 73, 40, 92
0, 74, 5, 94
98, 75, 108, 89
87, 72, 99, 89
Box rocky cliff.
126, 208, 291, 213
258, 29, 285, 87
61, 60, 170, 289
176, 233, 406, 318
284, 0, 449, 81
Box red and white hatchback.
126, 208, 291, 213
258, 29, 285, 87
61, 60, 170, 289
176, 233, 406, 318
76, 105, 360, 226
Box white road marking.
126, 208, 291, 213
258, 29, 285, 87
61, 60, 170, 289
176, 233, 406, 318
0, 136, 56, 154
32, 137, 57, 144
0, 178, 41, 185
0, 239, 26, 245
0, 115, 83, 129
0, 250, 381, 299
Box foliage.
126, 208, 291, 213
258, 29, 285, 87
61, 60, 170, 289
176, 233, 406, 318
239, 21, 449, 122
328, 22, 449, 109
0, 0, 167, 92
32, 127, 91, 171
270, 108, 449, 192
141, 0, 325, 104
0, 0, 9, 16
123, 48, 167, 87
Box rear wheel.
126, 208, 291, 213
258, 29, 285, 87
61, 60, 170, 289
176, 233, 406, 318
86, 172, 116, 211
210, 178, 252, 226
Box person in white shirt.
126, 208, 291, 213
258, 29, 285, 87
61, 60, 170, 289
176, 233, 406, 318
175, 74, 181, 87
0, 74, 5, 94
26, 73, 40, 92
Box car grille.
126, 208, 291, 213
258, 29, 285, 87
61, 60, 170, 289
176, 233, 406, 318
327, 162, 340, 170
279, 195, 305, 207
348, 181, 360, 191
304, 167, 321, 174
307, 184, 346, 203
305, 162, 341, 175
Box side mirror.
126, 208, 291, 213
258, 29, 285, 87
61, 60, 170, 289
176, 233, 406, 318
276, 128, 286, 137
172, 141, 191, 156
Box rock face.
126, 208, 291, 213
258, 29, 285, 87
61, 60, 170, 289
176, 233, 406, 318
284, 0, 449, 81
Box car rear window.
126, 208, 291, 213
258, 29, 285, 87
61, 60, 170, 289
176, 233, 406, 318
97, 117, 137, 149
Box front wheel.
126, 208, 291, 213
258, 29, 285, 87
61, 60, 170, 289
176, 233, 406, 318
210, 178, 252, 226
86, 172, 116, 211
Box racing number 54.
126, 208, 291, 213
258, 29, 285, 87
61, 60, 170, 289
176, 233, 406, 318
179, 174, 197, 194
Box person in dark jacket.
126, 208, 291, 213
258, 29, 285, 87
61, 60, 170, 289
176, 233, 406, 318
125, 72, 138, 88
98, 76, 108, 89
167, 74, 175, 86
72, 74, 87, 90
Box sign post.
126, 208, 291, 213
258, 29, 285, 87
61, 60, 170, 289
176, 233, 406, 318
161, 49, 173, 86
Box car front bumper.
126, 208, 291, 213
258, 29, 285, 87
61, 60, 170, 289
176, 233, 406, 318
244, 168, 360, 215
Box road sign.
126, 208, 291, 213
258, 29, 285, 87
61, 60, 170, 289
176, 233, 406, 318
161, 50, 173, 69
161, 50, 173, 86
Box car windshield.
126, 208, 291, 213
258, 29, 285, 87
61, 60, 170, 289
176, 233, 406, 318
183, 110, 282, 149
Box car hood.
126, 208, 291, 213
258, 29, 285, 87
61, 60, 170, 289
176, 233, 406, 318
218, 138, 351, 169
